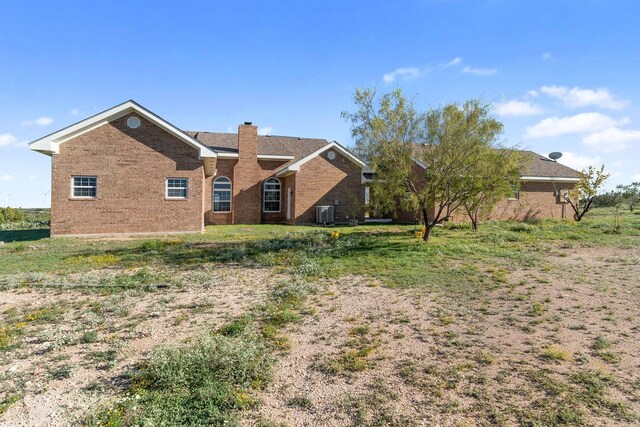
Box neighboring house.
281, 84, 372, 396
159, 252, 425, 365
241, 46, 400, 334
29, 100, 367, 236
29, 100, 580, 236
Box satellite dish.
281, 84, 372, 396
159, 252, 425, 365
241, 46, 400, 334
548, 152, 562, 161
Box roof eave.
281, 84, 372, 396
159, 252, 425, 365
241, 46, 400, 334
520, 176, 580, 183
28, 100, 218, 160
275, 141, 367, 177
275, 166, 299, 177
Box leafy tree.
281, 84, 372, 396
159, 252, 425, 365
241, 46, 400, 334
343, 88, 507, 241
616, 182, 640, 211
0, 207, 25, 223
462, 148, 525, 231
564, 165, 611, 221
591, 190, 622, 208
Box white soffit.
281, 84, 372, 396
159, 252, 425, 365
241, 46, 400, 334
520, 176, 580, 183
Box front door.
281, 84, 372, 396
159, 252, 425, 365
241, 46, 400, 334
287, 187, 292, 220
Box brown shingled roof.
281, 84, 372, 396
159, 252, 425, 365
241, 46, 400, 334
520, 151, 580, 178
189, 131, 579, 180
186, 131, 329, 162
412, 145, 579, 178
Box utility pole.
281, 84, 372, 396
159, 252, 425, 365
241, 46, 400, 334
43, 191, 50, 208
4, 192, 9, 208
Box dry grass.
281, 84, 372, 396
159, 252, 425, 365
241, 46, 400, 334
243, 246, 640, 426
1, 209, 639, 426
0, 266, 276, 426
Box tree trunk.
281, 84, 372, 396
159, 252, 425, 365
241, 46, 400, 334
469, 208, 479, 231
422, 207, 432, 242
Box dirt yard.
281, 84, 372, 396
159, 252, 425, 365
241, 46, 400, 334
1, 215, 639, 426
243, 245, 640, 426
0, 266, 279, 426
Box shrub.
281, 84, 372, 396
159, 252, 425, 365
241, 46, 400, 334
509, 223, 536, 233
444, 222, 470, 230
0, 394, 22, 414
592, 336, 612, 351
49, 364, 74, 380
88, 328, 272, 426
0, 207, 25, 223
542, 345, 572, 361
79, 331, 98, 344
288, 395, 314, 410
141, 239, 174, 252
12, 243, 27, 253
592, 191, 622, 208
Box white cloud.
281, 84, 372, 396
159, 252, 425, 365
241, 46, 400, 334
383, 67, 421, 83
21, 116, 54, 126
462, 66, 497, 76
527, 90, 539, 97
496, 100, 544, 117
632, 174, 640, 181
444, 57, 462, 67
0, 133, 17, 147
258, 127, 273, 136
27, 175, 37, 180
540, 85, 630, 110
542, 52, 552, 60
524, 112, 629, 139
70, 108, 79, 116
0, 174, 14, 182
582, 127, 640, 152
559, 152, 603, 171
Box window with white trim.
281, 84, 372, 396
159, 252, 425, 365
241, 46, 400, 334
72, 176, 97, 198
166, 178, 188, 199
263, 178, 281, 212
213, 177, 232, 212
509, 184, 520, 200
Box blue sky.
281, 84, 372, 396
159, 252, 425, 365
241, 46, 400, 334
1, 0, 639, 207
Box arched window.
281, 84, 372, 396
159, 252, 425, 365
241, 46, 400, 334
213, 177, 232, 212
263, 178, 281, 213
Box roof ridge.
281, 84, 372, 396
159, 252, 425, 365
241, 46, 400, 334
187, 130, 328, 141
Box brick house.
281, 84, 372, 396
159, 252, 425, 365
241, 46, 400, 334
29, 100, 580, 236
29, 100, 368, 236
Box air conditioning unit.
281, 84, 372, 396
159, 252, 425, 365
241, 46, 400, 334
316, 205, 335, 224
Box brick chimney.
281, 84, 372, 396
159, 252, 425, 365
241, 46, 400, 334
238, 122, 258, 162
232, 122, 261, 224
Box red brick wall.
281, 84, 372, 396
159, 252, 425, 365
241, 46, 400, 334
293, 150, 365, 224
205, 158, 291, 225
232, 124, 261, 224
50, 114, 204, 236
487, 181, 575, 221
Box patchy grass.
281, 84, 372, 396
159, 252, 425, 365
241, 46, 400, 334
86, 277, 318, 426
542, 345, 572, 362
2, 207, 638, 282
1, 207, 639, 426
